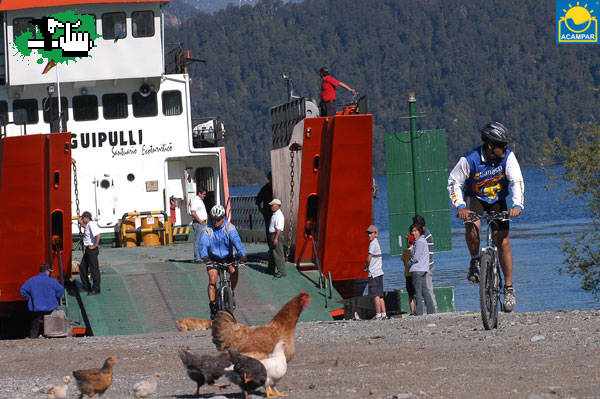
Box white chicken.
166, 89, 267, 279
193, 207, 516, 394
132, 373, 161, 398
259, 341, 288, 398
46, 376, 71, 399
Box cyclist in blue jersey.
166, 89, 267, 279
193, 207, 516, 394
447, 122, 524, 312
199, 204, 247, 318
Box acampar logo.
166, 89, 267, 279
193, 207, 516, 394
557, 0, 598, 43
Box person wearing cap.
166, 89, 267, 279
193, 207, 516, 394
401, 233, 416, 316
267, 198, 286, 278
364, 224, 386, 320
20, 264, 64, 338
319, 66, 356, 117
78, 211, 101, 295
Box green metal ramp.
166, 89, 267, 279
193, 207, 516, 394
66, 243, 343, 336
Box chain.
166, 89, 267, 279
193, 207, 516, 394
285, 149, 295, 259
72, 161, 84, 252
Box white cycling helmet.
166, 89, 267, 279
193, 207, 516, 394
210, 204, 226, 219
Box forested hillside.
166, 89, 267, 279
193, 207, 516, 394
165, 0, 600, 185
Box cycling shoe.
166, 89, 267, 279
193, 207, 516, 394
504, 286, 516, 312
467, 257, 480, 283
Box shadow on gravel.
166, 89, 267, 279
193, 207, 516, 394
171, 393, 243, 398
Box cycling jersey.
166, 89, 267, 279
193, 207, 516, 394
198, 220, 247, 261
447, 145, 524, 210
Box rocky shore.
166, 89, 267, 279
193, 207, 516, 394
1, 310, 599, 399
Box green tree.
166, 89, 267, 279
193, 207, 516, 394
543, 123, 600, 298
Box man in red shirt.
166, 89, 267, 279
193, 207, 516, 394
319, 66, 356, 116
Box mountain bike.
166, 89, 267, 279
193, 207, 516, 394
213, 260, 239, 314
466, 211, 510, 330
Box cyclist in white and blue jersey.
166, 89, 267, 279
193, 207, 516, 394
447, 122, 524, 312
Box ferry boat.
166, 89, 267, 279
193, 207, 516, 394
0, 0, 231, 330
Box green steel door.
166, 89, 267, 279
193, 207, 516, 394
385, 129, 451, 255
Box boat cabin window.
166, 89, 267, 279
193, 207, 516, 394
132, 11, 154, 38
73, 95, 99, 121
13, 18, 35, 41
102, 12, 126, 40
0, 101, 7, 125
42, 97, 69, 123
162, 90, 182, 116
102, 93, 128, 119
132, 92, 158, 118
13, 99, 38, 125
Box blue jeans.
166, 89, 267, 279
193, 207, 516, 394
193, 221, 202, 261
411, 271, 436, 316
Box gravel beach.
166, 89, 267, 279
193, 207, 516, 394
1, 310, 599, 399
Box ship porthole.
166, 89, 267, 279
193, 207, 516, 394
127, 173, 135, 182
100, 179, 111, 189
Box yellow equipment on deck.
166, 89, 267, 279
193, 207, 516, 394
118, 211, 173, 247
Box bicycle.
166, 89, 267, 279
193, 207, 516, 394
465, 211, 510, 330
213, 259, 240, 314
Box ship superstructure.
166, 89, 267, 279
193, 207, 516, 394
0, 0, 228, 233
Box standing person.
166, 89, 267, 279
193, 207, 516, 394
401, 234, 416, 316
318, 66, 356, 117
20, 263, 64, 338
190, 186, 208, 263
267, 199, 286, 278
364, 225, 386, 320
412, 215, 438, 312
78, 211, 101, 295
407, 224, 436, 316
447, 121, 524, 312
255, 172, 273, 239
199, 205, 247, 319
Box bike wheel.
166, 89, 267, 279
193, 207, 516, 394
222, 286, 234, 313
479, 251, 498, 330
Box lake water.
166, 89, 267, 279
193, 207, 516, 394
231, 165, 599, 312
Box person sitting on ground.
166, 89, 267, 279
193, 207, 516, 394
364, 224, 386, 320
407, 224, 436, 316
20, 263, 64, 338
198, 204, 247, 319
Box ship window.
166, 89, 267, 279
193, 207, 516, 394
103, 93, 128, 119
43, 97, 69, 123
13, 99, 38, 125
13, 18, 35, 41
162, 90, 182, 116
0, 101, 7, 126
102, 12, 126, 40
132, 92, 158, 118
132, 11, 154, 38
73, 95, 99, 121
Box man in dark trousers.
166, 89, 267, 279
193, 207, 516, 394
255, 172, 273, 239
78, 211, 101, 295
319, 66, 356, 116
20, 263, 64, 338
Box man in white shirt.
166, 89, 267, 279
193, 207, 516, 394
268, 198, 286, 278
190, 186, 208, 262
78, 211, 101, 295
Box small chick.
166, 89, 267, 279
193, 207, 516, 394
72, 356, 117, 399
46, 376, 71, 399
226, 349, 267, 399
178, 349, 230, 395
260, 341, 288, 397
132, 373, 161, 398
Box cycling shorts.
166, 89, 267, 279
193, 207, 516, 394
465, 196, 509, 231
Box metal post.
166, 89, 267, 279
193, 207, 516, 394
408, 93, 420, 215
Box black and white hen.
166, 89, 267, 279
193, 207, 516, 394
226, 349, 267, 399
178, 349, 230, 396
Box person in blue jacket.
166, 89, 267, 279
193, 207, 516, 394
20, 263, 64, 338
199, 204, 247, 318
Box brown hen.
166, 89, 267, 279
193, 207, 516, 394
72, 357, 117, 399
212, 291, 311, 362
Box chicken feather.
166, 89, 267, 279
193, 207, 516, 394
212, 291, 311, 362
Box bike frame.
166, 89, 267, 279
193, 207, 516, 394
214, 260, 237, 313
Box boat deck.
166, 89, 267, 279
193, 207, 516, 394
65, 242, 342, 336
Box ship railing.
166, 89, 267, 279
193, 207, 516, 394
226, 195, 266, 243
295, 232, 333, 307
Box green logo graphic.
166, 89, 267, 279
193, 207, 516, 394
13, 10, 100, 66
